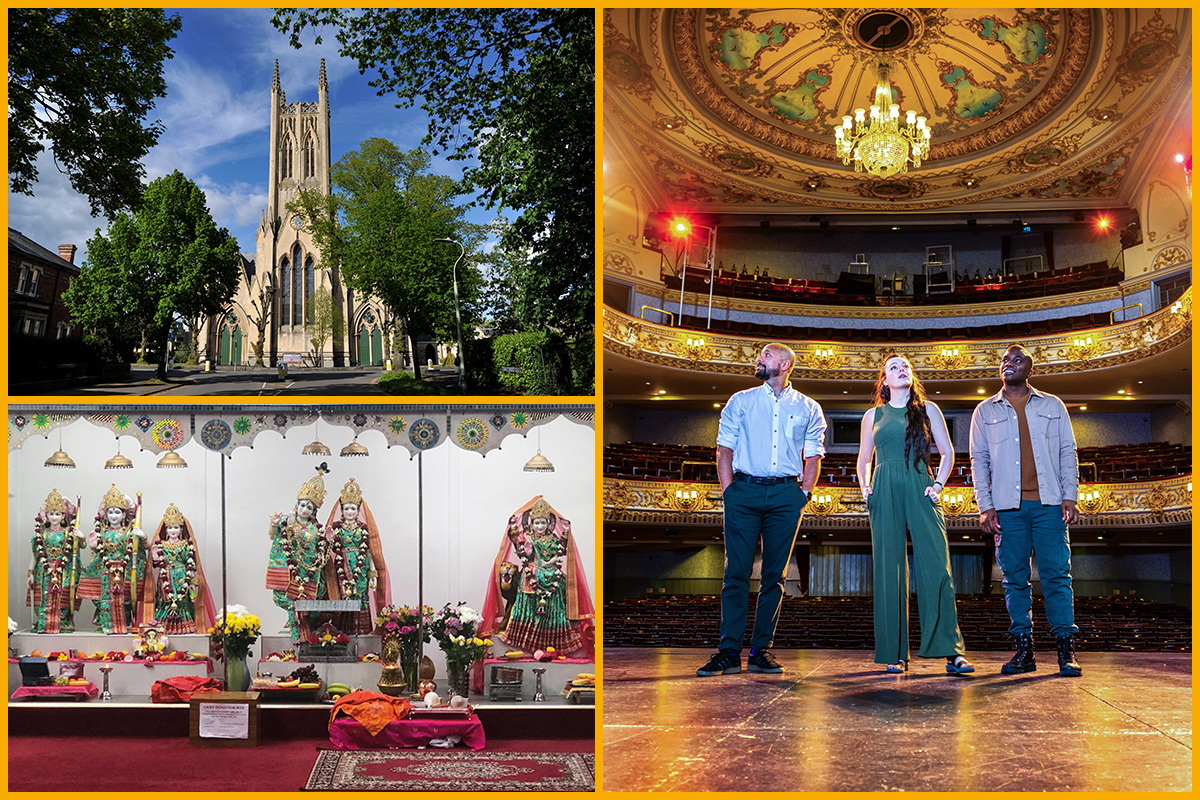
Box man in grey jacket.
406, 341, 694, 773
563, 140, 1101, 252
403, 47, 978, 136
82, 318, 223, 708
969, 344, 1082, 677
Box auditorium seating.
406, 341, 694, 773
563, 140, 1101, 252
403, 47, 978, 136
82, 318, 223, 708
603, 593, 1191, 652
605, 441, 1192, 484
663, 260, 1121, 307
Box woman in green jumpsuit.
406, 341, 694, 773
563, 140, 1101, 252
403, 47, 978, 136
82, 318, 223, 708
856, 354, 972, 674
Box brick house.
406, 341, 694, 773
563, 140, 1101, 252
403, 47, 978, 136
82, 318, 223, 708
9, 228, 81, 339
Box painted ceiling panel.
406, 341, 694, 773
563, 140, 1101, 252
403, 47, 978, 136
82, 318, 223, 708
603, 8, 1191, 213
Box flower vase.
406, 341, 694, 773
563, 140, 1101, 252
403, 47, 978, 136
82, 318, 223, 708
446, 660, 472, 699
400, 636, 421, 696
225, 654, 251, 692
377, 632, 407, 697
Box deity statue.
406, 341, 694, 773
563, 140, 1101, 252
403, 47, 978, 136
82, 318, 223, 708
265, 466, 331, 642
140, 504, 216, 635
323, 478, 391, 634
26, 488, 87, 633
76, 484, 148, 635
480, 496, 595, 655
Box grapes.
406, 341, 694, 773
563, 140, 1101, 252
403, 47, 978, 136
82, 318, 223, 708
288, 664, 321, 683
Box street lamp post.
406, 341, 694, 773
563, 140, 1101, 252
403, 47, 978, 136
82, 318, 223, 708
433, 238, 467, 393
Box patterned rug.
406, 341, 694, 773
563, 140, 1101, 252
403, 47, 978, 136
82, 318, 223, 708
304, 750, 595, 792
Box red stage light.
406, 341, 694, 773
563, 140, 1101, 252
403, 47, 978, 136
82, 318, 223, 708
673, 219, 690, 235
1098, 218, 1110, 229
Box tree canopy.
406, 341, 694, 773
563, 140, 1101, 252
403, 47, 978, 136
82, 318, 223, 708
63, 170, 242, 376
287, 139, 484, 380
270, 8, 595, 341
9, 8, 182, 218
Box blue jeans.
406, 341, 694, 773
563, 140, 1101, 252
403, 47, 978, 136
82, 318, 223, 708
995, 500, 1078, 638
718, 479, 807, 652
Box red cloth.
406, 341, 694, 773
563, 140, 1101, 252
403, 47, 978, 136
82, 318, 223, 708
150, 675, 224, 703
11, 683, 98, 699
328, 715, 485, 750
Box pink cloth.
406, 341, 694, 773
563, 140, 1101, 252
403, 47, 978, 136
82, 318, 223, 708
328, 715, 486, 750
9, 656, 214, 673
11, 683, 99, 699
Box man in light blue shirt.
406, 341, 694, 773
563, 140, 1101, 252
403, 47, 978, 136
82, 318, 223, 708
697, 343, 826, 677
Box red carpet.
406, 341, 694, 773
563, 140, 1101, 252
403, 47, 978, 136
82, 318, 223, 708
305, 749, 595, 791
8, 736, 592, 791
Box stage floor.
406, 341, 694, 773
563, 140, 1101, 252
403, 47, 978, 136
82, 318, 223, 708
602, 648, 1191, 792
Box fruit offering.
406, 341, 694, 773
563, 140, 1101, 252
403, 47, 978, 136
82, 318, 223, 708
288, 664, 321, 684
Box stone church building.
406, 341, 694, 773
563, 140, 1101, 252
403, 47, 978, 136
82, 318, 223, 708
202, 60, 439, 368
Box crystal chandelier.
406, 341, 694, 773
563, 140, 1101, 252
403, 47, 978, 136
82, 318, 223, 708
835, 60, 930, 178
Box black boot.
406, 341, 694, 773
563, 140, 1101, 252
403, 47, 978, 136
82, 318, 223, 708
1056, 635, 1082, 677
1001, 633, 1036, 674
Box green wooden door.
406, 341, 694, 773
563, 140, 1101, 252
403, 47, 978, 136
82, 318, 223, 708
231, 327, 243, 365
370, 327, 383, 366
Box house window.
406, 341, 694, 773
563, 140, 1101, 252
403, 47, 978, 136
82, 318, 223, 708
16, 265, 41, 296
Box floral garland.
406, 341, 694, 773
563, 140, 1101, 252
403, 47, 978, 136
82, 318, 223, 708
330, 523, 372, 600
29, 518, 70, 595
280, 518, 328, 598
519, 529, 568, 618
153, 540, 197, 619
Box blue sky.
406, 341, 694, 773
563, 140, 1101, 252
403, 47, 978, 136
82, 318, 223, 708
8, 9, 506, 266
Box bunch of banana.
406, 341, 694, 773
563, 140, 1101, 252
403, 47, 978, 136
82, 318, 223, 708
504, 650, 524, 659
277, 678, 301, 688
324, 682, 353, 701
570, 673, 596, 687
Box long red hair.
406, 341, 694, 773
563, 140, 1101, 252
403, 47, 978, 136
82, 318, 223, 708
871, 354, 933, 475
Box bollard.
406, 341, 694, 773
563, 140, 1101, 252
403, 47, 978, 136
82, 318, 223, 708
385, 358, 392, 371
278, 363, 288, 380
203, 360, 210, 372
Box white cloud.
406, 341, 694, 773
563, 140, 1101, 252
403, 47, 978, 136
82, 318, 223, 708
8, 147, 110, 266
194, 174, 268, 241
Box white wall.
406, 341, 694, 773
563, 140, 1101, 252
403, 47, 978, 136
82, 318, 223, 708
8, 411, 596, 650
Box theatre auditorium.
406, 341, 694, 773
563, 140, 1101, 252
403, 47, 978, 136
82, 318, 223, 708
601, 8, 1190, 792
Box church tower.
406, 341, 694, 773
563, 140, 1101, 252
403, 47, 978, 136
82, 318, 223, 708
255, 59, 346, 365
205, 60, 405, 369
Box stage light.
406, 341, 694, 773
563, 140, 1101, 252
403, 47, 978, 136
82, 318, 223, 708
672, 219, 690, 235
1098, 218, 1110, 229
1176, 153, 1185, 163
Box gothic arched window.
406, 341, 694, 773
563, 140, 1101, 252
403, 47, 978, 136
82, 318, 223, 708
303, 133, 315, 178
292, 244, 304, 325
279, 256, 291, 326
281, 133, 294, 179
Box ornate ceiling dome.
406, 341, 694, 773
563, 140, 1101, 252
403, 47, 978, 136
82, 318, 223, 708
604, 8, 1191, 213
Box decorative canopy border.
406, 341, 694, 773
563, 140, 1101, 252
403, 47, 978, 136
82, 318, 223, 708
9, 404, 595, 459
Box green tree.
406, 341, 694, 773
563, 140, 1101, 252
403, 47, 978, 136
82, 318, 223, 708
288, 139, 484, 380
9, 8, 183, 218
63, 170, 242, 378
304, 284, 344, 367
270, 9, 594, 341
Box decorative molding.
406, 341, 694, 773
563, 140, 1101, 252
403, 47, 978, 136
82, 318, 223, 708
640, 281, 1126, 320
603, 286, 1190, 378
603, 475, 1193, 530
